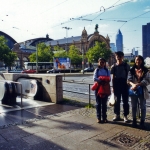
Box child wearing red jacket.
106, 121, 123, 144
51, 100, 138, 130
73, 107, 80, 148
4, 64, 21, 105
93, 58, 111, 123
91, 76, 111, 97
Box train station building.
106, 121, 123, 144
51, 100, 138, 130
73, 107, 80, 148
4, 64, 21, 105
0, 26, 115, 68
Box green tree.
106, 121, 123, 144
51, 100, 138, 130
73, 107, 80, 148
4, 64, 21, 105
0, 36, 17, 67
86, 41, 112, 63
53, 45, 64, 51
54, 48, 68, 58
29, 43, 54, 62
130, 59, 135, 62
68, 45, 82, 66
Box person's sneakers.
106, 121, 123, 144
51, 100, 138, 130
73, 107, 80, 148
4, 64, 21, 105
140, 120, 145, 129
132, 118, 137, 128
113, 115, 121, 121
97, 119, 101, 123
102, 119, 108, 123
124, 116, 129, 123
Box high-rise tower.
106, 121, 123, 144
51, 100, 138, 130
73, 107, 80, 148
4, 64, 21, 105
142, 23, 150, 58
116, 29, 123, 52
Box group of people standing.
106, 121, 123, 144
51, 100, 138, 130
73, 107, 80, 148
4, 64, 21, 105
93, 51, 150, 129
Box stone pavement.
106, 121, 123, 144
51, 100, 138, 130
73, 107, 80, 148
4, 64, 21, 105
0, 101, 150, 150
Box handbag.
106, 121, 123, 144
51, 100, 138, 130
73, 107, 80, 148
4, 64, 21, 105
108, 93, 116, 107
91, 82, 98, 91
129, 86, 143, 97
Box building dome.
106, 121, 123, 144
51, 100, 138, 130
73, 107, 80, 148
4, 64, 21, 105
106, 34, 110, 41
82, 27, 87, 35
82, 27, 87, 34
81, 27, 88, 40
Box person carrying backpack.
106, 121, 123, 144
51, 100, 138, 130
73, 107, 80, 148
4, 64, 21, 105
110, 51, 130, 123
93, 58, 111, 123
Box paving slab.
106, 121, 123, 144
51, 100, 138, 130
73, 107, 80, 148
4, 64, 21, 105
0, 102, 149, 150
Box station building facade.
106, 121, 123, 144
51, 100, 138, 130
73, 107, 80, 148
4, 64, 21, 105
1, 26, 115, 68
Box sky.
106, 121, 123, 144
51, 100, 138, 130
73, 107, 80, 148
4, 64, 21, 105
0, 0, 150, 55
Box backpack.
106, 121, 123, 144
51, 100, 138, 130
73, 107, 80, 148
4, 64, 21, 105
96, 67, 109, 77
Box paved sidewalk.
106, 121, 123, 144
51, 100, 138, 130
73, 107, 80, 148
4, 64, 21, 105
0, 102, 150, 150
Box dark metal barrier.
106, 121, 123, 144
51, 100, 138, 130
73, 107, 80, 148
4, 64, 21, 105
63, 80, 150, 118
63, 80, 94, 105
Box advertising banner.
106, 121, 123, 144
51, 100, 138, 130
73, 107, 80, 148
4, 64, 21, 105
54, 57, 70, 69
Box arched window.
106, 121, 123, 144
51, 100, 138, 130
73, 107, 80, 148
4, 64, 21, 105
14, 57, 20, 67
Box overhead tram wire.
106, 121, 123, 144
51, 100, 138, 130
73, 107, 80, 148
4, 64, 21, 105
32, 0, 70, 18
92, 0, 121, 20
126, 10, 150, 22
99, 18, 127, 22
0, 18, 38, 37
51, 0, 135, 29
119, 10, 150, 29
92, 0, 133, 20
51, 11, 100, 28
112, 0, 121, 6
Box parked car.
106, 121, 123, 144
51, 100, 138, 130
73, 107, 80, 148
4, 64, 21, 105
81, 67, 94, 73
21, 69, 36, 74
47, 69, 61, 73
0, 68, 7, 73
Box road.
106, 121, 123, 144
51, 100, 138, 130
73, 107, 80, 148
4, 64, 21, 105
63, 74, 150, 106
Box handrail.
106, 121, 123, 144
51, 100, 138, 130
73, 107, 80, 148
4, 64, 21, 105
63, 80, 150, 119
0, 80, 23, 107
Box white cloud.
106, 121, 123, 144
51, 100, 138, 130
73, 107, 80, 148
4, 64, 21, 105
144, 6, 150, 12
98, 24, 109, 28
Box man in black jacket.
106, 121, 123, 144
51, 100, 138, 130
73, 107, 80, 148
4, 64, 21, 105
110, 51, 130, 123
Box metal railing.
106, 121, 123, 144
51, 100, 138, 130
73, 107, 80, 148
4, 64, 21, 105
63, 80, 150, 118
63, 80, 94, 105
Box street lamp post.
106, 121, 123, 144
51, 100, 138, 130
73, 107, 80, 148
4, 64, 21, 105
21, 51, 22, 69
81, 41, 84, 74
36, 43, 38, 74
62, 27, 72, 52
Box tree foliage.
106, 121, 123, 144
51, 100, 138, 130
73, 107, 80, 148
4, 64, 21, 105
0, 36, 17, 67
124, 59, 129, 63
54, 45, 68, 58
68, 45, 82, 65
53, 45, 64, 51
29, 43, 54, 62
86, 41, 112, 63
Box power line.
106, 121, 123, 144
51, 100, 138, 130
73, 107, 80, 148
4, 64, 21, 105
33, 0, 70, 17
92, 0, 134, 20
92, 0, 121, 20
99, 18, 127, 22
53, 0, 134, 28
119, 10, 150, 29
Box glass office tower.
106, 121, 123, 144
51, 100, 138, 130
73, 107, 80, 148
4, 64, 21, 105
116, 29, 123, 52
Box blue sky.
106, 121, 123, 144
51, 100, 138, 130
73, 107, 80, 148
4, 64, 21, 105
0, 0, 150, 54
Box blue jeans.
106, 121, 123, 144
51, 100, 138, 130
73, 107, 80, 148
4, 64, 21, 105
95, 93, 108, 120
131, 95, 146, 121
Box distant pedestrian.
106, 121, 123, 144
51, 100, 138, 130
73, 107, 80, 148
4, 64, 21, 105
110, 51, 130, 123
93, 58, 111, 123
127, 55, 150, 129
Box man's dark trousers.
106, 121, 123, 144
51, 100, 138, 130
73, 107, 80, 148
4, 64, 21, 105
113, 78, 129, 116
